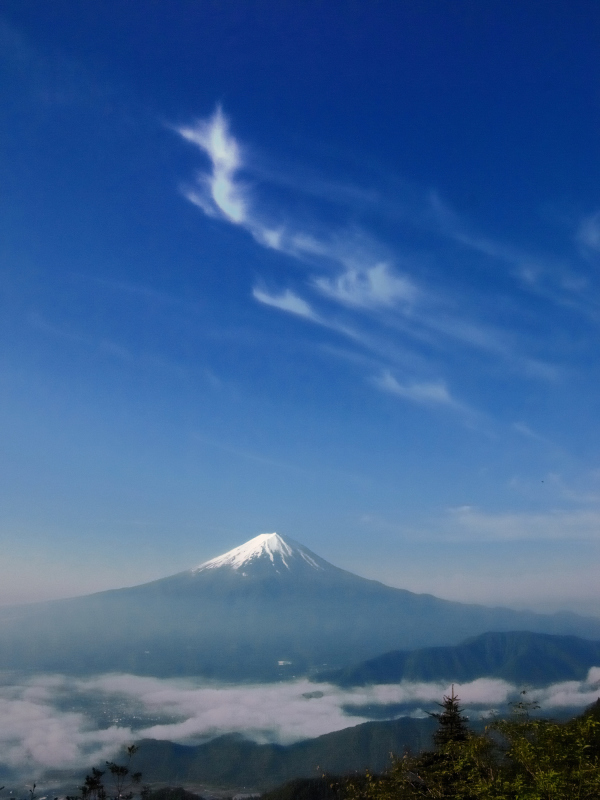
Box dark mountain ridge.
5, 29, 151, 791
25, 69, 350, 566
133, 716, 437, 791
316, 630, 600, 687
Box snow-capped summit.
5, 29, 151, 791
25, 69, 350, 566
192, 532, 327, 575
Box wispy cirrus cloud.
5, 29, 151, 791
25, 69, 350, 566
446, 505, 600, 542
175, 107, 581, 421
175, 110, 421, 324
512, 421, 553, 445
177, 107, 247, 224
252, 287, 318, 320
578, 209, 600, 253
430, 193, 600, 320
373, 370, 463, 411
314, 261, 417, 310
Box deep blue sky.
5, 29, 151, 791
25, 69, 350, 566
1, 0, 600, 612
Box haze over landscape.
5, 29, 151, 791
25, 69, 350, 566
2, 1, 600, 794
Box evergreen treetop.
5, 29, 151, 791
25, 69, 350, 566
430, 686, 470, 747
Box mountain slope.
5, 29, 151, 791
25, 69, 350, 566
0, 533, 599, 679
133, 716, 437, 791
316, 631, 600, 687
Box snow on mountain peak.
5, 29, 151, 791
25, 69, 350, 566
192, 532, 325, 573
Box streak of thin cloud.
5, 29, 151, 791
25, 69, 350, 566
174, 106, 564, 421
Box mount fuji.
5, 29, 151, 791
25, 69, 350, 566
1, 532, 600, 680
191, 531, 332, 578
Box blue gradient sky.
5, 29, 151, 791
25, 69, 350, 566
1, 1, 600, 612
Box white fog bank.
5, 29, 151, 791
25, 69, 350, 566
0, 669, 599, 780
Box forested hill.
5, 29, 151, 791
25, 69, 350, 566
315, 631, 600, 687
133, 717, 437, 791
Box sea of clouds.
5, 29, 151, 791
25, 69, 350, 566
1, 669, 599, 782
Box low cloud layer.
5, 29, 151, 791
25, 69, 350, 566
1, 670, 599, 782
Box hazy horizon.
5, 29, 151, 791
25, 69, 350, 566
1, 530, 599, 619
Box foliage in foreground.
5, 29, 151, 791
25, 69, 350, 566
344, 692, 600, 800
67, 746, 148, 800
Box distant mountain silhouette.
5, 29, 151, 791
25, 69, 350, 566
133, 716, 437, 791
1, 533, 600, 679
315, 631, 600, 687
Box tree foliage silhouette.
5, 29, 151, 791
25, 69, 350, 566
344, 691, 600, 799
67, 746, 147, 800
430, 686, 470, 747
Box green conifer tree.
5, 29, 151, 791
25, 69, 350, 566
430, 686, 470, 747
